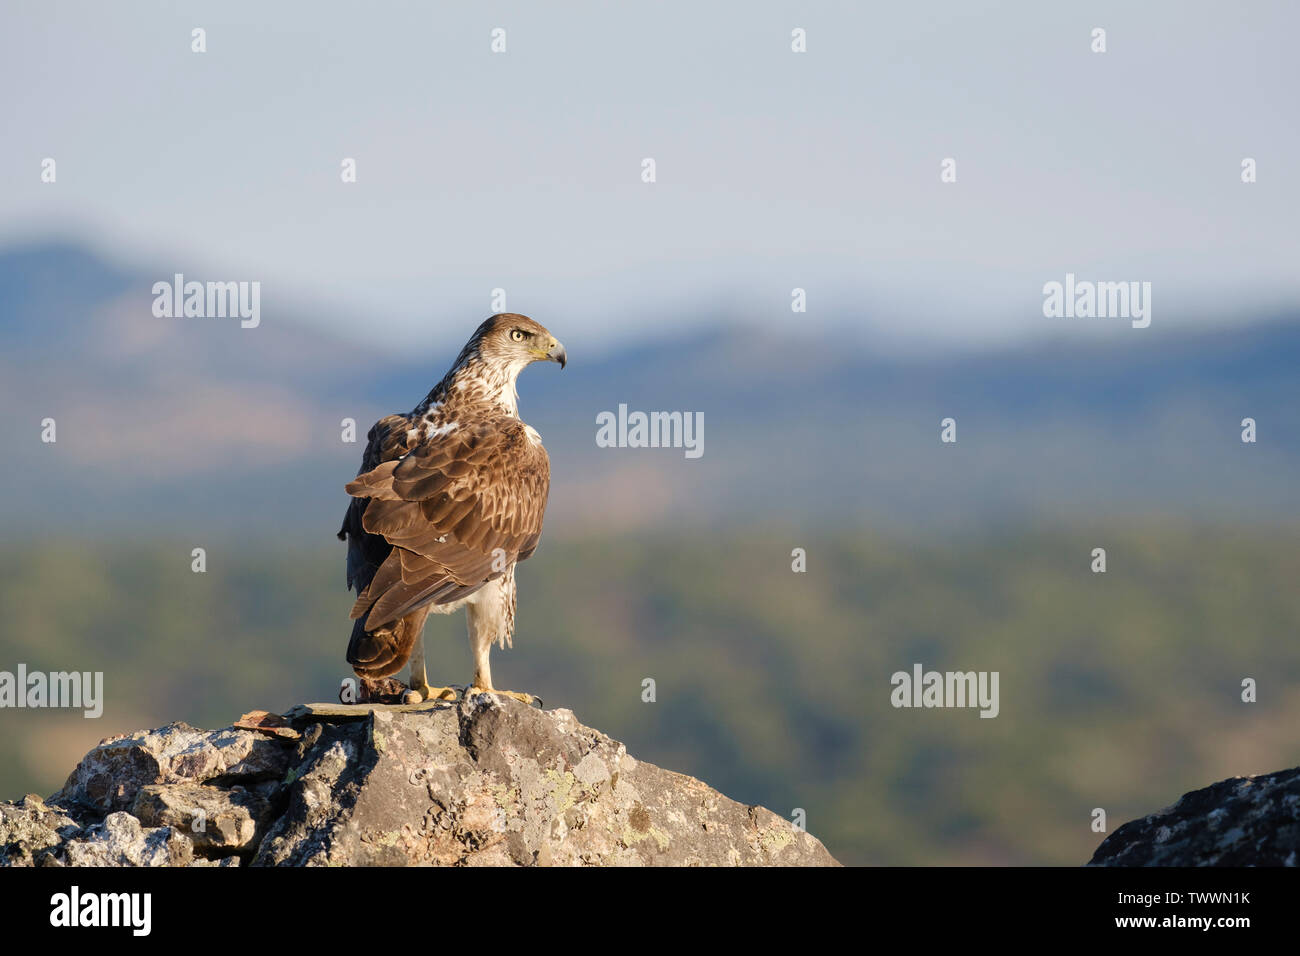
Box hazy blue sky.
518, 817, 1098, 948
2, 1, 1297, 353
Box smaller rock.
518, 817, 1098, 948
1090, 766, 1300, 866
58, 812, 194, 867
131, 784, 271, 854
283, 700, 455, 721
52, 721, 295, 813
232, 710, 301, 740
0, 795, 81, 866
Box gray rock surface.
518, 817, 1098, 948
1, 695, 838, 867
0, 795, 80, 867
1089, 766, 1300, 866
132, 783, 272, 852
51, 721, 292, 813
59, 811, 196, 867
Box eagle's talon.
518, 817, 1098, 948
407, 683, 460, 705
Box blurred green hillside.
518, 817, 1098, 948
1, 523, 1296, 866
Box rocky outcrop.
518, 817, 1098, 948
0, 695, 837, 867
1089, 767, 1300, 866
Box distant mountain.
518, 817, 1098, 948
2, 240, 1297, 538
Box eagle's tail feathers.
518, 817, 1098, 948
346, 608, 423, 679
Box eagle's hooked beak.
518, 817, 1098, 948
546, 339, 567, 369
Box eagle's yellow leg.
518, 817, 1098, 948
404, 684, 458, 705
463, 584, 542, 707
404, 637, 458, 704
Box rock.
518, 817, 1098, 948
1, 695, 838, 867
57, 812, 195, 867
52, 721, 295, 813
2, 796, 196, 867
1089, 766, 1300, 866
131, 784, 272, 853
0, 795, 81, 866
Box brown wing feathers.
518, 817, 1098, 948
343, 416, 549, 631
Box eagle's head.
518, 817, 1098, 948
438, 313, 566, 415
468, 313, 567, 371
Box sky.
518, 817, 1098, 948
2, 0, 1298, 355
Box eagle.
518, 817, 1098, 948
337, 314, 566, 705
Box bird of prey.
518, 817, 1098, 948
337, 314, 565, 705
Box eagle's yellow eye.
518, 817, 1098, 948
511, 329, 526, 342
